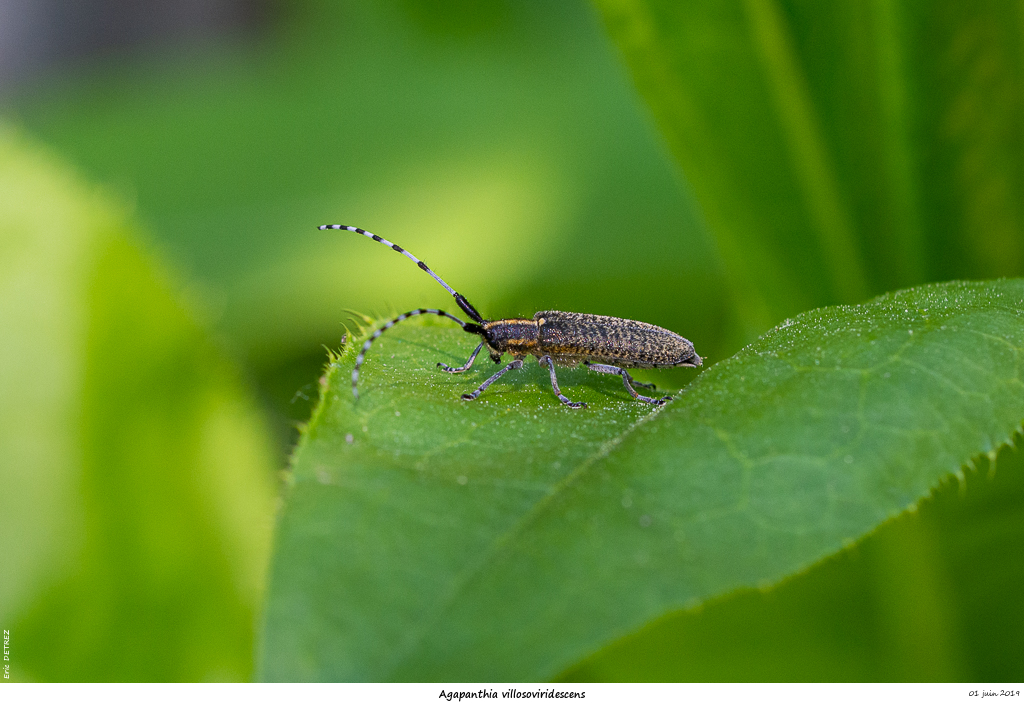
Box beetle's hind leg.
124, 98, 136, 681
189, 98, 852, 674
584, 362, 672, 406
627, 378, 657, 390
439, 341, 485, 373
538, 356, 587, 409
461, 357, 523, 401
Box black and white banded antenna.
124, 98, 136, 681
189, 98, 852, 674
318, 224, 487, 398
318, 224, 484, 323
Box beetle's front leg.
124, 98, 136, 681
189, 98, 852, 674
438, 341, 485, 373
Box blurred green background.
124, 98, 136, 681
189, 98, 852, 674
1, 0, 1022, 681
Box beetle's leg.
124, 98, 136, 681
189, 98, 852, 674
584, 362, 672, 406
438, 341, 485, 373
538, 355, 587, 409
621, 377, 656, 390
462, 357, 523, 401
584, 362, 656, 389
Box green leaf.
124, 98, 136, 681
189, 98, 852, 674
592, 0, 1024, 334
561, 441, 1024, 681
260, 278, 1024, 680
0, 125, 277, 681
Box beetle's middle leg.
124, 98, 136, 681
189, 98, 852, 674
538, 355, 586, 409
461, 356, 523, 401
584, 362, 672, 406
439, 341, 485, 373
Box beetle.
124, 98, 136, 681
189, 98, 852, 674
321, 224, 702, 408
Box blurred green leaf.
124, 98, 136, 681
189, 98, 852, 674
260, 278, 1024, 680
593, 0, 1024, 336
4, 0, 726, 459
5, 0, 719, 370
0, 125, 276, 681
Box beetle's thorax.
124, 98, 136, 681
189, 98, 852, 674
482, 318, 539, 355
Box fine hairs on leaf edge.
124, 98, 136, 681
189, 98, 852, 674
282, 337, 353, 484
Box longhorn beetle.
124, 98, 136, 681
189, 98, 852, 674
321, 224, 702, 408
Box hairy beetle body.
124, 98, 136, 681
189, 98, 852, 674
319, 224, 702, 408
531, 311, 697, 368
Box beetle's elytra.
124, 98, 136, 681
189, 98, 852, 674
320, 224, 702, 408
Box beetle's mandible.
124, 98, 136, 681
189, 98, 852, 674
320, 224, 702, 408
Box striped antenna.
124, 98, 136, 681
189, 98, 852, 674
349, 308, 473, 399
319, 224, 484, 323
